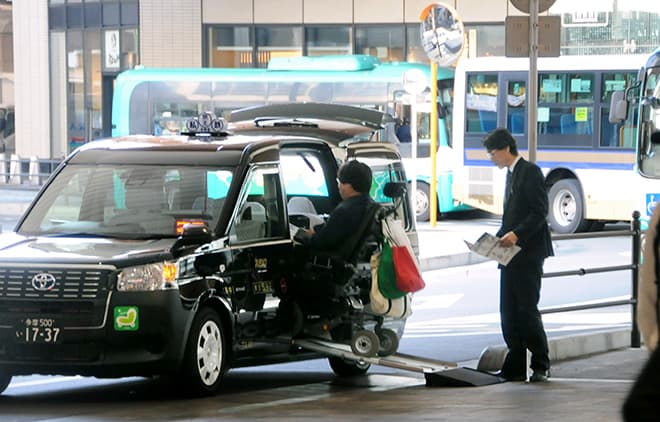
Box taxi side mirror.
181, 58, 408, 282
171, 224, 213, 258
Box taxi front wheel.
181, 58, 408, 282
0, 372, 11, 395
179, 307, 226, 396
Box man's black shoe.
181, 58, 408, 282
529, 370, 549, 383
494, 370, 526, 382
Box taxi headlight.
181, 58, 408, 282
117, 262, 178, 291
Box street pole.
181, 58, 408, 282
430, 62, 438, 226
528, 0, 539, 163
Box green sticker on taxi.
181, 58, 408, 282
114, 306, 139, 331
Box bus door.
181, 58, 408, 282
499, 72, 528, 148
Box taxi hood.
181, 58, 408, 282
228, 103, 395, 145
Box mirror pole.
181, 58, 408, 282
430, 61, 439, 226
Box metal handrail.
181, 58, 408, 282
540, 210, 642, 347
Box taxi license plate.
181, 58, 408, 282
15, 318, 61, 343
252, 280, 273, 294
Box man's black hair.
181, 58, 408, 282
482, 127, 518, 155
338, 160, 372, 193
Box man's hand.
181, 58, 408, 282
499, 231, 518, 247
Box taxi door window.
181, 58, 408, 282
229, 165, 285, 243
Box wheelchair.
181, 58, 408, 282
277, 182, 409, 358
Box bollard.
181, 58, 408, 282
0, 152, 5, 183
630, 210, 641, 348
8, 153, 20, 184
28, 156, 40, 185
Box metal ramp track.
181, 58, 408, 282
292, 338, 503, 387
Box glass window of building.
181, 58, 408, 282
208, 26, 253, 68
102, 2, 120, 26
255, 26, 302, 68
355, 25, 404, 62
406, 24, 429, 63
86, 30, 102, 141
465, 24, 504, 57
67, 30, 85, 151
305, 26, 352, 56
121, 28, 139, 69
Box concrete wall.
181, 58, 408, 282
139, 0, 202, 67
12, 0, 50, 159
202, 0, 525, 24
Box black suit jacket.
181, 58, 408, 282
496, 158, 554, 267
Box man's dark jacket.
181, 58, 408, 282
307, 193, 373, 252
496, 157, 554, 266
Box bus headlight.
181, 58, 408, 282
117, 262, 178, 291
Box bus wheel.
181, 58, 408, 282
548, 179, 589, 234
415, 181, 431, 222
0, 372, 11, 395
328, 357, 371, 376
178, 307, 226, 396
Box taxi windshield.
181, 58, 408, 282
18, 164, 234, 238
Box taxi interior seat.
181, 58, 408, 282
234, 201, 267, 241
111, 184, 172, 233
287, 196, 325, 229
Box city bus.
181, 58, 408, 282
611, 48, 660, 224
451, 54, 657, 233
110, 55, 468, 220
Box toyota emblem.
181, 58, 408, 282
31, 273, 57, 291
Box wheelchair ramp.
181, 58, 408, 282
293, 338, 503, 387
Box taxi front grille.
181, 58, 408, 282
0, 267, 111, 299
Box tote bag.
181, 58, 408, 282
392, 246, 426, 293
377, 241, 407, 299
382, 216, 425, 293
368, 252, 413, 319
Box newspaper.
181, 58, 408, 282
464, 232, 521, 266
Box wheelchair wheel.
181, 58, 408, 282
377, 328, 399, 357
328, 357, 371, 377
350, 330, 380, 357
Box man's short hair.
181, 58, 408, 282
482, 128, 518, 155
338, 160, 372, 193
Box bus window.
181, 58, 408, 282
600, 71, 636, 148
538, 72, 594, 144
507, 81, 526, 134
465, 73, 498, 133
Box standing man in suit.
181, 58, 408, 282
483, 128, 554, 382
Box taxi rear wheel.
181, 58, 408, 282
0, 372, 11, 395
179, 307, 226, 396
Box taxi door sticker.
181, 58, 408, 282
114, 306, 139, 331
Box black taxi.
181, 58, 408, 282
0, 103, 416, 396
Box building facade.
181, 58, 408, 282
6, 0, 660, 160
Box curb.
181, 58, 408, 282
419, 252, 488, 272
476, 328, 632, 372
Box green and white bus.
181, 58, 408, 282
111, 55, 468, 219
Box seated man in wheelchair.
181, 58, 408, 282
295, 160, 375, 252
279, 161, 394, 354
